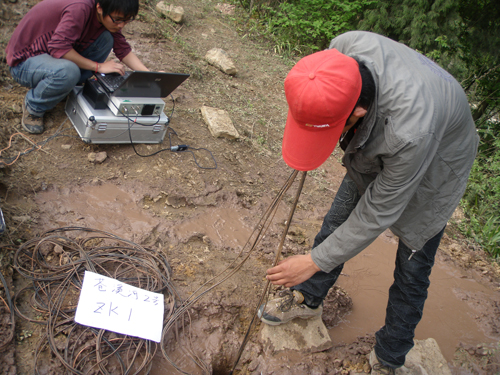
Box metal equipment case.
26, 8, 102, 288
65, 87, 169, 144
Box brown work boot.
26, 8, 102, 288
258, 289, 322, 325
368, 350, 396, 375
22, 102, 44, 134
371, 363, 395, 375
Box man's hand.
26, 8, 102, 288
61, 49, 126, 75
98, 60, 126, 75
266, 254, 321, 288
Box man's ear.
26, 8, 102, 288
353, 106, 367, 118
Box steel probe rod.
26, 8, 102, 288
230, 170, 307, 374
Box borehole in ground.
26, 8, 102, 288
211, 355, 233, 375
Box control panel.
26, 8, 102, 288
109, 96, 165, 117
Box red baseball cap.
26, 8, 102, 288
282, 49, 362, 171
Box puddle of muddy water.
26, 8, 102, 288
35, 183, 160, 241
332, 236, 500, 362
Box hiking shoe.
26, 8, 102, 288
371, 363, 395, 375
22, 101, 44, 134
368, 350, 396, 375
258, 289, 322, 326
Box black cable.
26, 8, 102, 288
120, 100, 217, 169
128, 123, 217, 169
97, 87, 216, 170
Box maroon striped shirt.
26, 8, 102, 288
6, 0, 131, 67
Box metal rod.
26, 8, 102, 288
230, 170, 307, 375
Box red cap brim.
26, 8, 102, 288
282, 109, 344, 171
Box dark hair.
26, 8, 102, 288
97, 0, 139, 18
354, 58, 376, 110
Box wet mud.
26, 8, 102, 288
10, 181, 499, 374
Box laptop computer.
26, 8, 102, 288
95, 71, 190, 98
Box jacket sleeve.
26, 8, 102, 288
311, 132, 437, 272
48, 4, 93, 58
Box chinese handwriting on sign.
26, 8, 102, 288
75, 271, 164, 343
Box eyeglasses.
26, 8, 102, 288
108, 14, 134, 25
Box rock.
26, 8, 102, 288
94, 152, 107, 163
200, 106, 240, 139
12, 215, 30, 222
61, 144, 72, 150
204, 48, 237, 76
88, 151, 107, 164
38, 243, 53, 257
0, 3, 13, 20
12, 103, 22, 114
156, 1, 184, 23
165, 195, 187, 208
215, 3, 235, 15
260, 316, 332, 353
368, 338, 451, 374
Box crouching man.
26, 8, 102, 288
6, 0, 148, 134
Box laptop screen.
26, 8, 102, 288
95, 71, 190, 98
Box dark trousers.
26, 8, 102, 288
293, 174, 444, 368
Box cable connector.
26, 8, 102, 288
170, 145, 188, 152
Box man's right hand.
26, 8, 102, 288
61, 49, 126, 76
266, 253, 321, 288
97, 60, 126, 75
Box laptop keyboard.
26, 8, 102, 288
97, 72, 131, 92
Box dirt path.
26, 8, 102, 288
0, 1, 499, 374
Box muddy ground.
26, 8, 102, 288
0, 1, 499, 374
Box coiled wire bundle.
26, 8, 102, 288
13, 227, 180, 375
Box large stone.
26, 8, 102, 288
200, 106, 239, 139
88, 151, 107, 164
156, 1, 184, 23
204, 48, 237, 76
260, 316, 333, 353
369, 338, 452, 375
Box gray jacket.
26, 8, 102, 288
311, 31, 479, 273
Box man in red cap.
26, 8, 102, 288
259, 31, 478, 374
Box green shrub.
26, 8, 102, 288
260, 0, 376, 52
461, 121, 500, 257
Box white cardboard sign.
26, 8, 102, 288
75, 270, 164, 343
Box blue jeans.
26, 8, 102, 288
9, 31, 113, 116
293, 174, 445, 369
